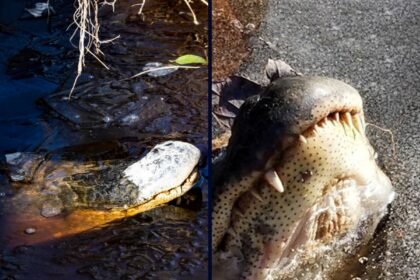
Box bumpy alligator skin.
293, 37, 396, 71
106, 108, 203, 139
3, 141, 202, 245
71, 141, 201, 209
212, 75, 394, 279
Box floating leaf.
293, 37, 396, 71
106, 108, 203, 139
171, 54, 207, 65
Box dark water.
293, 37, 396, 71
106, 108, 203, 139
0, 0, 208, 278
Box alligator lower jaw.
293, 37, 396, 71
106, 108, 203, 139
256, 177, 394, 280
214, 175, 394, 280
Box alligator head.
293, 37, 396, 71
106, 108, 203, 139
212, 74, 394, 279
2, 141, 202, 245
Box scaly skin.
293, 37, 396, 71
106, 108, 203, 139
212, 76, 394, 279
4, 141, 201, 245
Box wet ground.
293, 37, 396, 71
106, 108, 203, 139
234, 0, 419, 279
0, 0, 208, 279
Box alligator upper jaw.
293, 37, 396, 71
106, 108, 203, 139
213, 76, 364, 186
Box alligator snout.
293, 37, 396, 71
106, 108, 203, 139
212, 75, 394, 279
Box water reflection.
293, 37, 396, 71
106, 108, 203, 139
0, 0, 208, 278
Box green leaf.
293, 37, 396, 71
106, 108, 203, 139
171, 54, 207, 65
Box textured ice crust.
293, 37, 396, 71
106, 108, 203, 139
123, 141, 201, 203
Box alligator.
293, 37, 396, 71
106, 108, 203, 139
212, 61, 395, 279
3, 140, 201, 244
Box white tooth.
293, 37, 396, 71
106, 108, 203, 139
319, 118, 326, 127
353, 114, 364, 133
313, 124, 320, 135
264, 169, 285, 193
299, 134, 307, 144
250, 190, 264, 202
344, 112, 353, 127
334, 112, 340, 122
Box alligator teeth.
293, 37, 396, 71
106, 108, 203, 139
250, 190, 264, 202
353, 114, 364, 133
264, 169, 285, 193
324, 118, 333, 128
299, 134, 307, 144
313, 124, 320, 135
319, 118, 327, 127
334, 112, 340, 122
344, 112, 353, 127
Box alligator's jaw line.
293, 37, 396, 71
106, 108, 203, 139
213, 105, 394, 279
4, 169, 199, 247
